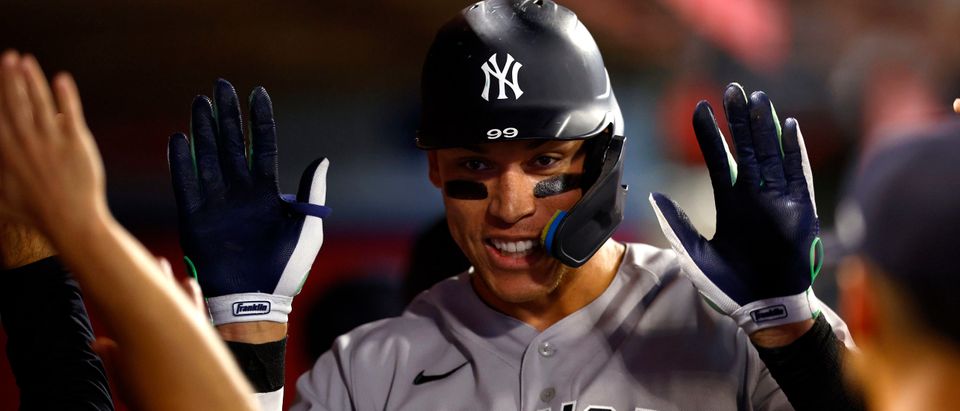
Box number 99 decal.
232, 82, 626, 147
486, 127, 518, 140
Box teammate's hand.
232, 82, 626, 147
0, 51, 108, 238
168, 79, 330, 325
649, 83, 823, 334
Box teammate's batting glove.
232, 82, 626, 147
167, 79, 330, 325
649, 83, 823, 334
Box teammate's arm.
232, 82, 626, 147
0, 51, 258, 411
0, 223, 113, 410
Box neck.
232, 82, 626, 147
474, 240, 626, 331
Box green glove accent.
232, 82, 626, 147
184, 255, 199, 279
808, 236, 824, 283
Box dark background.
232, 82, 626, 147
2, 0, 958, 408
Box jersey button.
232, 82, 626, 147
538, 341, 556, 357
540, 387, 556, 402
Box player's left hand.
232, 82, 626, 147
649, 83, 823, 336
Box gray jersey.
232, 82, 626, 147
291, 243, 851, 411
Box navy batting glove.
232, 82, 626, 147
649, 83, 823, 333
167, 79, 330, 325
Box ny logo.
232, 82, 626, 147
480, 53, 523, 101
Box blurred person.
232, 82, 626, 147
830, 33, 954, 163
0, 50, 259, 410
169, 1, 863, 409
836, 120, 960, 411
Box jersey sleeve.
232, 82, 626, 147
289, 347, 354, 411
289, 317, 411, 411
0, 257, 114, 410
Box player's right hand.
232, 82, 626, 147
168, 79, 330, 326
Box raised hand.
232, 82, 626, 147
0, 52, 106, 236
649, 83, 822, 334
168, 79, 330, 325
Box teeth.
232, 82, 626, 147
491, 239, 537, 255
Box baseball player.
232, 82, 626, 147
167, 1, 860, 410
835, 120, 960, 411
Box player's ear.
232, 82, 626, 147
428, 151, 441, 189
838, 256, 876, 345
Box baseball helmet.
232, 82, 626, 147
417, 0, 627, 267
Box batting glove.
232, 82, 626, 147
649, 83, 823, 334
167, 79, 330, 325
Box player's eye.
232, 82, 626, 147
532, 155, 560, 168
462, 159, 491, 172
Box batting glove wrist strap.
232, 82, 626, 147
731, 290, 819, 334
207, 293, 294, 324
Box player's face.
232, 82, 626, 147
428, 139, 586, 304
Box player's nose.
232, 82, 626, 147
487, 166, 536, 225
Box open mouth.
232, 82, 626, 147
487, 238, 539, 257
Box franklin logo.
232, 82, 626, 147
750, 304, 788, 323
480, 53, 523, 101
233, 301, 271, 316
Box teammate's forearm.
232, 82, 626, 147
0, 222, 56, 269
44, 208, 258, 411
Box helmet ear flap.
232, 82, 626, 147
544, 132, 627, 267
579, 126, 614, 190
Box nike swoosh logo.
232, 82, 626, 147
412, 361, 469, 385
